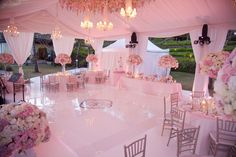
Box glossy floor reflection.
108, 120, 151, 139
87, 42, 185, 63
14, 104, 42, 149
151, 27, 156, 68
6, 74, 185, 157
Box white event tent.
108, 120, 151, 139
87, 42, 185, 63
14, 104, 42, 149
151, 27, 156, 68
0, 0, 236, 93
100, 39, 169, 76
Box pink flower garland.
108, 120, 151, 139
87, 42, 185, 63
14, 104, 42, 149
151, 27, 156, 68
59, 0, 152, 13
159, 55, 178, 69
86, 54, 98, 63
200, 51, 230, 78
55, 53, 72, 65
0, 53, 14, 64
127, 54, 143, 66
0, 102, 51, 157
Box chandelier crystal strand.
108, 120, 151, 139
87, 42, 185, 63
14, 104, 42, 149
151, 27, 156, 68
51, 3, 62, 40
96, 1, 113, 31
4, 18, 19, 37
120, 0, 137, 18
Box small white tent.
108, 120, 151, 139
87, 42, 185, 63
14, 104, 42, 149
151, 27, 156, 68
100, 39, 170, 76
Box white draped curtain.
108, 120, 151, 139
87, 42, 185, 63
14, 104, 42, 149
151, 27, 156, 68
52, 36, 75, 56
90, 39, 103, 69
190, 26, 228, 94
3, 32, 34, 75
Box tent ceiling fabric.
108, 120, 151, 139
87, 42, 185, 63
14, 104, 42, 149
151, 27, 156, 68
0, 0, 235, 39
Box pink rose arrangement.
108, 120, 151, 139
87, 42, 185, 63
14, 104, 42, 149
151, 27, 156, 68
86, 54, 98, 63
159, 55, 178, 69
159, 75, 176, 83
55, 53, 72, 65
200, 51, 230, 78
214, 48, 236, 117
127, 54, 143, 66
0, 102, 51, 157
0, 53, 14, 64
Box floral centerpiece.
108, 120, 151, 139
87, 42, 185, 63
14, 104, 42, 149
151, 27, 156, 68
86, 54, 98, 70
0, 53, 14, 71
0, 102, 51, 157
127, 54, 142, 75
214, 48, 236, 117
127, 54, 142, 66
55, 53, 72, 72
200, 51, 230, 78
159, 55, 178, 76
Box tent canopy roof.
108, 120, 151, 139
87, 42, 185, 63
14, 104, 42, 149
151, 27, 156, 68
0, 0, 235, 39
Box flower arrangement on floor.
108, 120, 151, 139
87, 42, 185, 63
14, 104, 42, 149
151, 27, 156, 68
159, 55, 178, 69
55, 53, 72, 72
0, 53, 14, 72
214, 48, 236, 117
86, 54, 98, 71
0, 102, 51, 157
159, 75, 176, 83
199, 51, 230, 78
86, 54, 98, 63
0, 53, 14, 65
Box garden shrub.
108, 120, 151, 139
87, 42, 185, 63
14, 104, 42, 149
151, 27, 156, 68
173, 57, 196, 73
6, 65, 13, 71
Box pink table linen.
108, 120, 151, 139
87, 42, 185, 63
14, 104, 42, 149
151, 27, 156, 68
118, 76, 182, 97
85, 71, 104, 83
111, 71, 125, 86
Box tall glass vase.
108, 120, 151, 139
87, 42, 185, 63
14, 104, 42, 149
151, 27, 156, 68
88, 62, 94, 71
132, 65, 136, 75
62, 64, 66, 72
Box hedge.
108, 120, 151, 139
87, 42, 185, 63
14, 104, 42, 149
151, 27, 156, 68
172, 57, 196, 73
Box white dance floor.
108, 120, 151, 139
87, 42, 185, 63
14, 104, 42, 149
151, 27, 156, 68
6, 73, 188, 157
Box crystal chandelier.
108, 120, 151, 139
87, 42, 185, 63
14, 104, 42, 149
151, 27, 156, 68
96, 21, 113, 31
4, 24, 20, 37
120, 0, 137, 18
4, 18, 19, 37
51, 4, 62, 40
81, 19, 93, 30
51, 26, 62, 40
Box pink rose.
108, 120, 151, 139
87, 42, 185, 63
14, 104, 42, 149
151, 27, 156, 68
221, 73, 230, 84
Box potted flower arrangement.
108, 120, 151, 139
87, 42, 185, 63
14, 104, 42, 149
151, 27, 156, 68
159, 55, 178, 77
214, 49, 236, 117
127, 54, 143, 75
0, 53, 14, 72
54, 53, 72, 72
86, 54, 98, 71
0, 102, 51, 157
200, 51, 230, 95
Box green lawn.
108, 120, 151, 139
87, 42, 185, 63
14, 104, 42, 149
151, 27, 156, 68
171, 71, 194, 91
10, 64, 74, 78
9, 64, 194, 91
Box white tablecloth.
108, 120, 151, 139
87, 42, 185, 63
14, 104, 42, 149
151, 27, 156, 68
118, 76, 182, 97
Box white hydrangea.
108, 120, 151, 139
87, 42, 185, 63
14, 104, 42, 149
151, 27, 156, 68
228, 76, 236, 91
